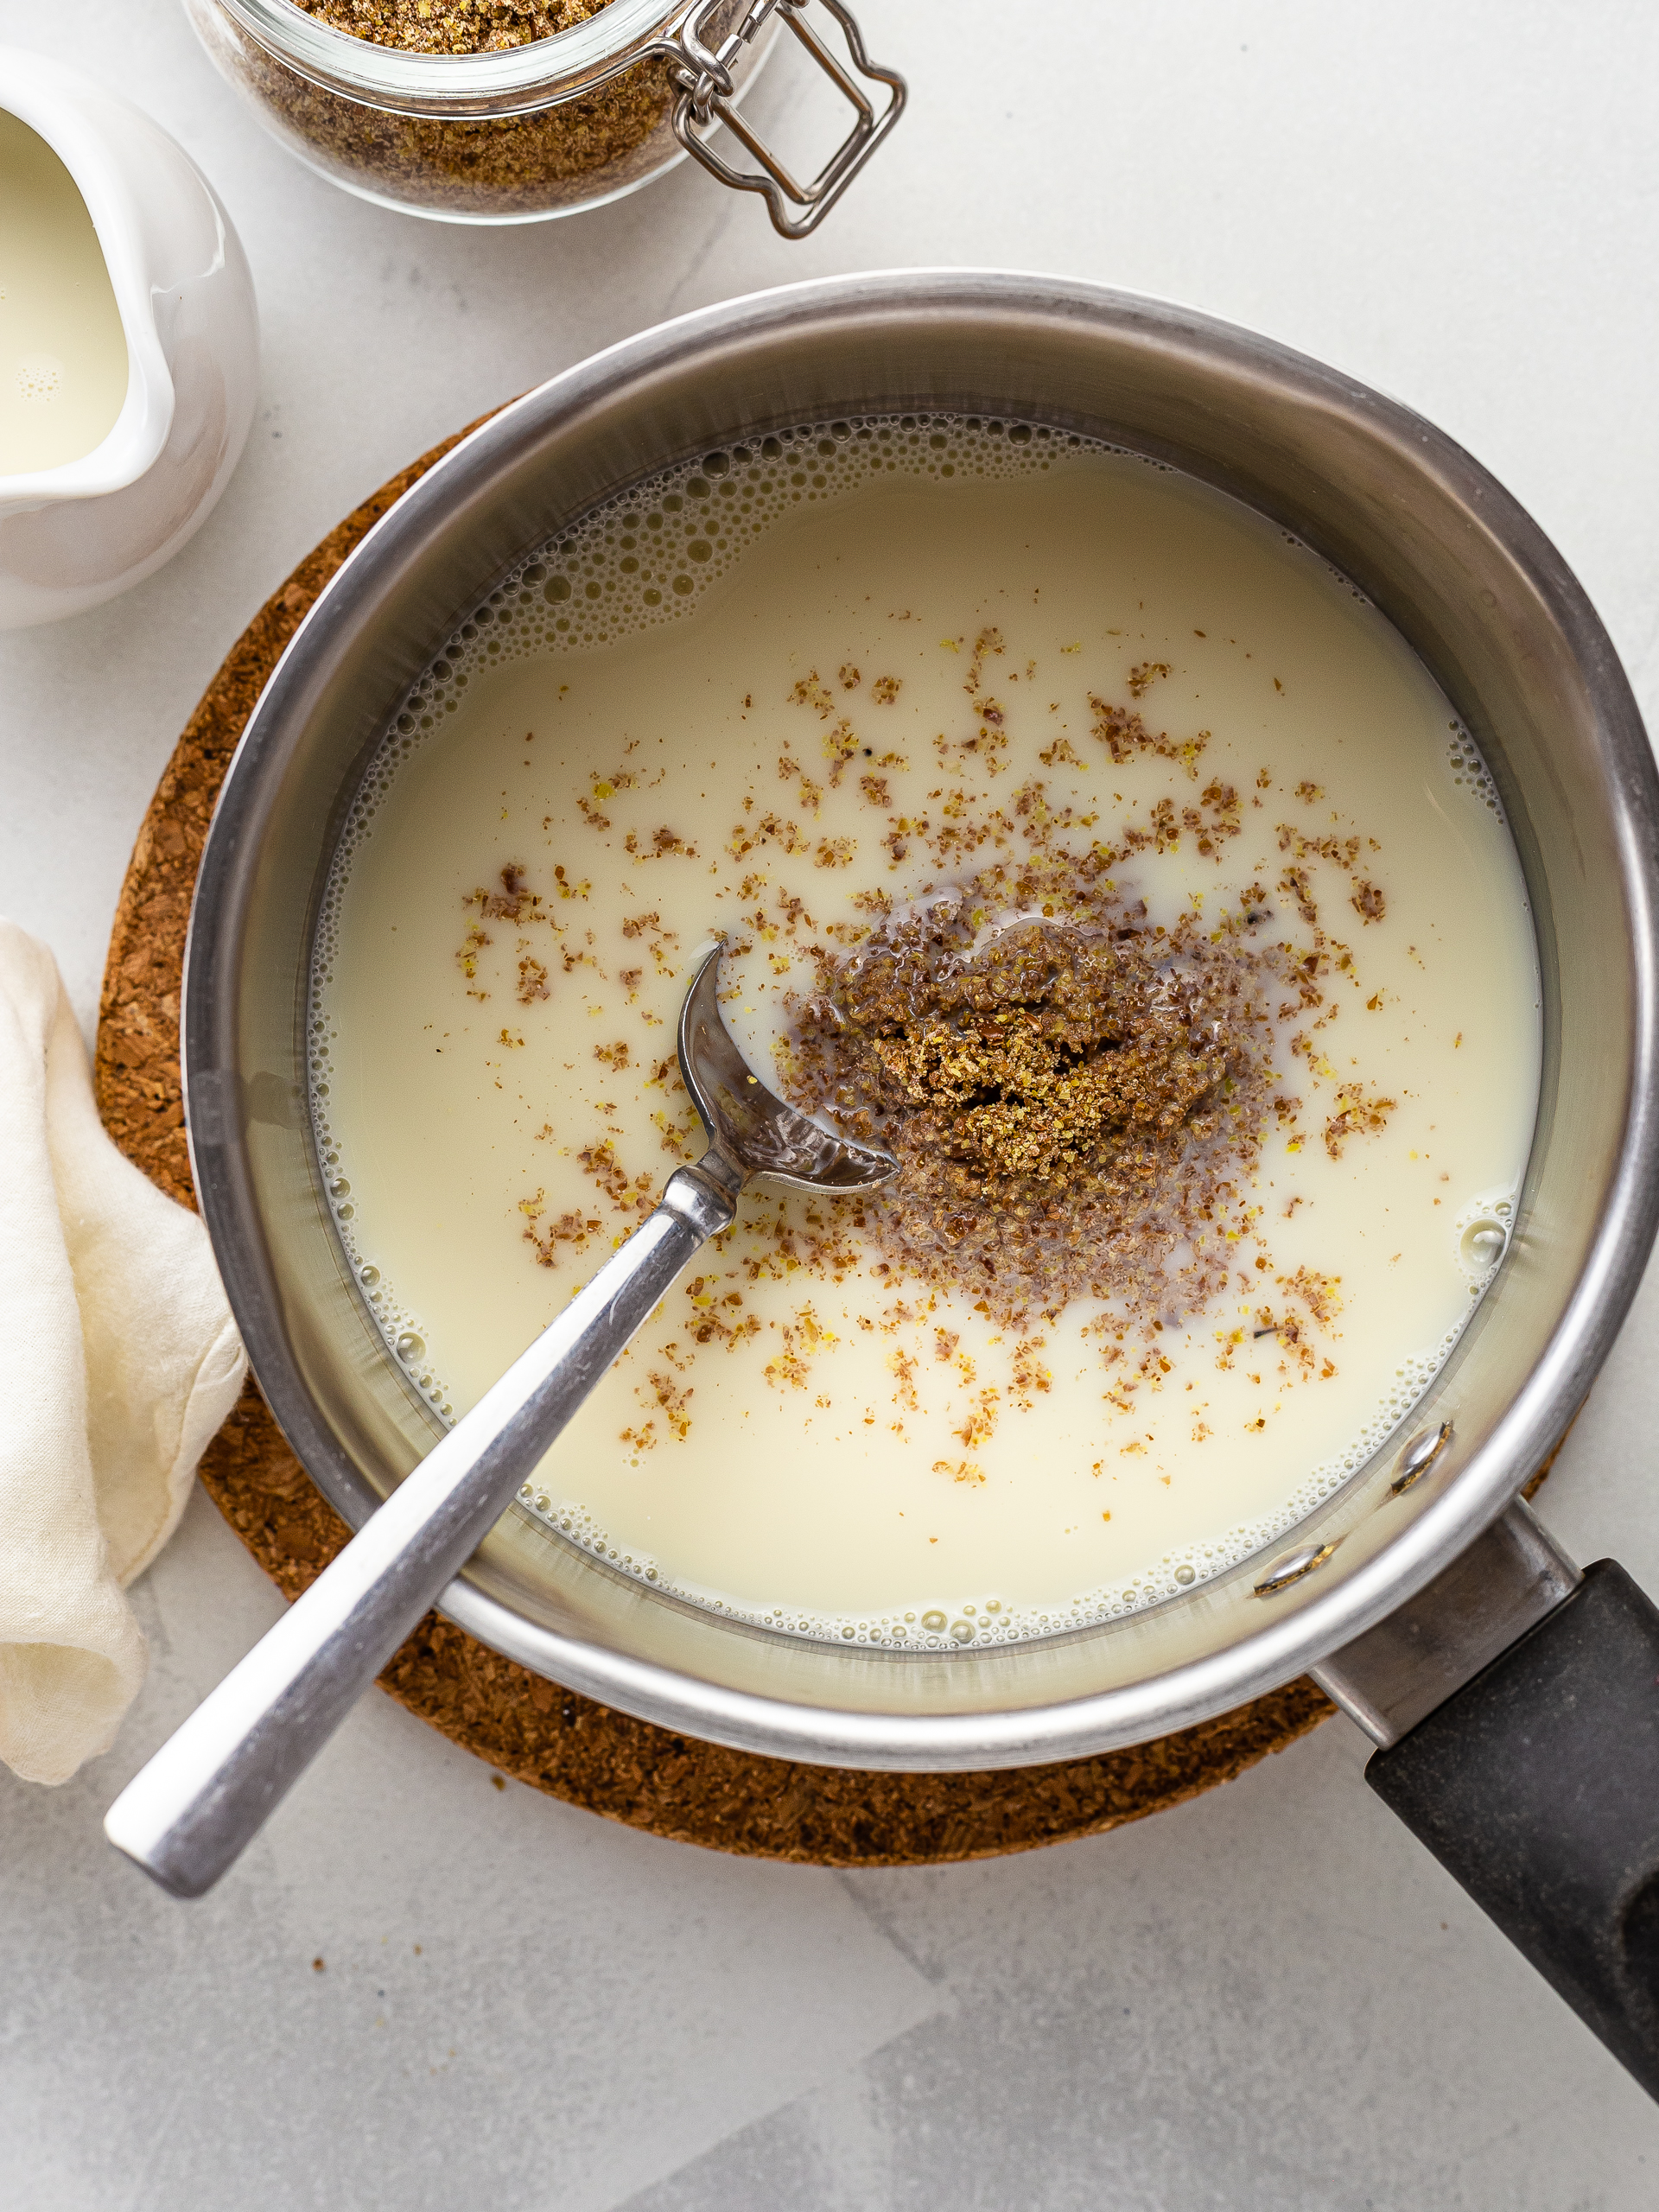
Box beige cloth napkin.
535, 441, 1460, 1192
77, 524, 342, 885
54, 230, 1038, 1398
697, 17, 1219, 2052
0, 920, 245, 1786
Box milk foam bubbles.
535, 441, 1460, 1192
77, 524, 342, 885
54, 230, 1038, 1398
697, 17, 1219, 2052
311, 416, 1541, 1651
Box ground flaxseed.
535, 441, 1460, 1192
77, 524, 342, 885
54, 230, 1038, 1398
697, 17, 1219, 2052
784, 875, 1294, 1335
292, 0, 613, 60
193, 0, 696, 220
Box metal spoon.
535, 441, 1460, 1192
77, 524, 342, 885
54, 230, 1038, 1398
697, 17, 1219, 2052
105, 946, 897, 1897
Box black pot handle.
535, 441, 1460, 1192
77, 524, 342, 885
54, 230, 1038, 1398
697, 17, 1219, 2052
1365, 1560, 1659, 2097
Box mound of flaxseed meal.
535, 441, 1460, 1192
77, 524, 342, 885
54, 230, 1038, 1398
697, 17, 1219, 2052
785, 882, 1293, 1333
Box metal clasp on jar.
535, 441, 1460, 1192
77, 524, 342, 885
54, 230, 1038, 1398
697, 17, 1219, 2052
663, 0, 906, 238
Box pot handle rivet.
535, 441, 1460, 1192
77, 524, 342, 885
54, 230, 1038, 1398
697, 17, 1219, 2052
1253, 1541, 1339, 1598
1390, 1420, 1452, 1496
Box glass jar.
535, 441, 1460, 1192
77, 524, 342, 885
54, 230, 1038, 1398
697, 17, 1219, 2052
181, 0, 905, 232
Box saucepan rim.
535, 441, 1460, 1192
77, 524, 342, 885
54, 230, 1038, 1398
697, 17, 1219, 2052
182, 269, 1659, 1769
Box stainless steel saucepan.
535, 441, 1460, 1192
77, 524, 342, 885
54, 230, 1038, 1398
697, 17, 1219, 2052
137, 271, 1659, 2094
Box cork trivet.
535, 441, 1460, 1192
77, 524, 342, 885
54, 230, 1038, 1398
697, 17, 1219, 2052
95, 418, 1348, 1866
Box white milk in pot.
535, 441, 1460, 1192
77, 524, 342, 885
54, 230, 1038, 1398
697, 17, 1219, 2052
311, 420, 1540, 1652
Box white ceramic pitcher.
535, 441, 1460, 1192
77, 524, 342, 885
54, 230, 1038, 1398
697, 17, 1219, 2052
0, 49, 258, 631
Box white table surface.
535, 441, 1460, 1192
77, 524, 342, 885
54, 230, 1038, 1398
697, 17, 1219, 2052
7, 3, 1659, 2203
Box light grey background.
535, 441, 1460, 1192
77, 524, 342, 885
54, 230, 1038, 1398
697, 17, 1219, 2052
4, 3, 1659, 2203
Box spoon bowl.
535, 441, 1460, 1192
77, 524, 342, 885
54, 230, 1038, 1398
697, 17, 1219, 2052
679, 943, 899, 1195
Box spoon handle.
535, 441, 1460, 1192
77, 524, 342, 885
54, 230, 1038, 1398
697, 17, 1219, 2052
105, 1161, 738, 1898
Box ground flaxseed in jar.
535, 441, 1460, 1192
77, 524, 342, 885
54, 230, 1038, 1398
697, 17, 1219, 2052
183, 0, 741, 222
